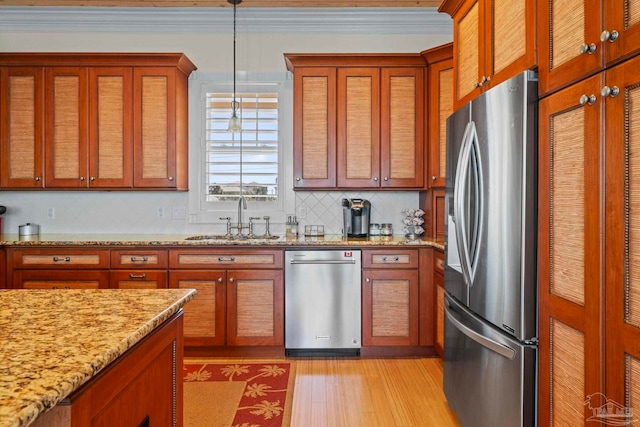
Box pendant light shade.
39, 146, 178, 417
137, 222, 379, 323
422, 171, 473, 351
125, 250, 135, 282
227, 0, 242, 132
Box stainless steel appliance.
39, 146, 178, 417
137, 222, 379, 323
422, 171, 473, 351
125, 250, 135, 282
443, 71, 538, 427
341, 198, 371, 238
285, 249, 361, 356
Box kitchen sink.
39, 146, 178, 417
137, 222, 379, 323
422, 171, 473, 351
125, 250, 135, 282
185, 234, 280, 241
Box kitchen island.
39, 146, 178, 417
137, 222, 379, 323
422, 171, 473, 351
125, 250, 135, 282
0, 288, 196, 427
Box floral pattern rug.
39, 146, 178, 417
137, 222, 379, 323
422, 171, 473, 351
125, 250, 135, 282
183, 362, 294, 427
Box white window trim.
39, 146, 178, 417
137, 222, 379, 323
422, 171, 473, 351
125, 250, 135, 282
188, 71, 294, 225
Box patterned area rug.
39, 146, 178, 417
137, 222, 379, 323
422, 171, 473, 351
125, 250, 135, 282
183, 362, 295, 427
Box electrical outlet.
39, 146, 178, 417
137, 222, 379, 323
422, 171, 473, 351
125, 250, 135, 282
157, 207, 165, 219
47, 207, 55, 219
298, 206, 307, 219
171, 206, 186, 220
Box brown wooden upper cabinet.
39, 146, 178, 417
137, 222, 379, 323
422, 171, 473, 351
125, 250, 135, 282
537, 0, 640, 96
0, 53, 196, 190
439, 0, 536, 110
421, 43, 453, 189
285, 54, 425, 190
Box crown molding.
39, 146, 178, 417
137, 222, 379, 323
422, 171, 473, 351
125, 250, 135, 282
0, 6, 452, 34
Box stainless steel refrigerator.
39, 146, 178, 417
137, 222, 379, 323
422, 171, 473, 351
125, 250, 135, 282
443, 70, 538, 427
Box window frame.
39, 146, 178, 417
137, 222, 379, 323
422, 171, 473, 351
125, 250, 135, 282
188, 71, 294, 225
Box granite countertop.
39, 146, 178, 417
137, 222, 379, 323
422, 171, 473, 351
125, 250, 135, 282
0, 288, 196, 427
0, 233, 444, 250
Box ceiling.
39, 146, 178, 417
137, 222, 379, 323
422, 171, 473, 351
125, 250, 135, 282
0, 0, 441, 6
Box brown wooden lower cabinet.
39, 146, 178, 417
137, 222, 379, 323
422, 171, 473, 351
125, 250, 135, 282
14, 270, 109, 289
109, 270, 167, 289
434, 272, 444, 358
169, 268, 283, 348
362, 269, 419, 346
32, 311, 183, 427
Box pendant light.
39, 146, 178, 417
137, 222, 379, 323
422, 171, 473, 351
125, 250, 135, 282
227, 0, 243, 132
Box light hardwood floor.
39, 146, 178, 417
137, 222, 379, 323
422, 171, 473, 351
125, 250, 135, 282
186, 356, 459, 427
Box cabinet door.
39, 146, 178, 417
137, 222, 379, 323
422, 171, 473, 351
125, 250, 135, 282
169, 270, 226, 347
453, 0, 484, 107
362, 269, 419, 346
337, 67, 380, 188
89, 67, 133, 188
604, 55, 640, 412
110, 271, 167, 289
538, 0, 602, 96
227, 269, 284, 346
133, 67, 177, 189
427, 57, 453, 188
603, 0, 640, 65
293, 67, 337, 188
538, 73, 603, 426
45, 67, 89, 188
380, 67, 424, 188
486, 0, 536, 90
0, 67, 44, 188
14, 270, 108, 289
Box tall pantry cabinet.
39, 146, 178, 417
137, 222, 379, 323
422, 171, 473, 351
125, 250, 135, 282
537, 1, 640, 425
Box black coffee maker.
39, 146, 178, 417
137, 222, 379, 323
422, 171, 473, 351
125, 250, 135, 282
342, 198, 371, 238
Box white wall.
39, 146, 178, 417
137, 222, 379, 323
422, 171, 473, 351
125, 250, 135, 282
0, 8, 452, 236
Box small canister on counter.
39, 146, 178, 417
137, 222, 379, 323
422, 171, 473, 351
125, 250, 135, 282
369, 223, 380, 236
381, 223, 393, 236
18, 222, 40, 241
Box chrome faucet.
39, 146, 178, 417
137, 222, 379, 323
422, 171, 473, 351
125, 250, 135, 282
236, 195, 247, 237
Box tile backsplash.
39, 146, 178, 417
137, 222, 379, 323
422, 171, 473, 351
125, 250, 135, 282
295, 191, 419, 235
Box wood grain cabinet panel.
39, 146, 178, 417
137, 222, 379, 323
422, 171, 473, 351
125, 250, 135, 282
170, 270, 226, 347
0, 67, 44, 188
440, 0, 536, 109
604, 54, 640, 414
538, 73, 603, 426
15, 270, 109, 289
422, 43, 453, 188
285, 54, 425, 190
110, 270, 167, 289
0, 53, 195, 191
45, 67, 89, 188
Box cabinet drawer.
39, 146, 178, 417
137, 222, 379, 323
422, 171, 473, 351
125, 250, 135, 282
110, 271, 168, 289
362, 249, 418, 269
434, 249, 444, 275
169, 249, 283, 269
14, 270, 109, 289
110, 250, 168, 269
11, 249, 110, 269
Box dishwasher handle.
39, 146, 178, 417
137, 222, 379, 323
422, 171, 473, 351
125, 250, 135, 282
290, 259, 357, 265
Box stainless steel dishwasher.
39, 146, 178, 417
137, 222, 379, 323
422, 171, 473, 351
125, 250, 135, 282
285, 249, 361, 356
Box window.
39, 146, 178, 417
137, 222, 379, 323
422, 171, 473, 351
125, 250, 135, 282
205, 91, 279, 202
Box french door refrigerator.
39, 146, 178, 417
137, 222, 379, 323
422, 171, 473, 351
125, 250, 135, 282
443, 70, 538, 427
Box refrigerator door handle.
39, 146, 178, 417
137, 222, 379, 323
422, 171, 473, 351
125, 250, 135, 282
453, 121, 475, 287
445, 298, 517, 360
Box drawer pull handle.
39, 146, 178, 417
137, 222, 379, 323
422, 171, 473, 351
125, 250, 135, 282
381, 256, 400, 262
130, 256, 149, 263
129, 274, 147, 279
218, 256, 236, 262
53, 256, 71, 262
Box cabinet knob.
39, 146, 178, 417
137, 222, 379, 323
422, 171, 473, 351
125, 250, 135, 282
90, 177, 96, 181
373, 177, 379, 182
384, 177, 389, 181
365, 278, 370, 282
432, 176, 437, 181
168, 176, 174, 181
579, 43, 597, 55
579, 94, 597, 106
217, 277, 223, 283
296, 177, 301, 181
229, 277, 234, 283
34, 177, 41, 182
601, 85, 620, 98
79, 176, 85, 181
600, 30, 619, 43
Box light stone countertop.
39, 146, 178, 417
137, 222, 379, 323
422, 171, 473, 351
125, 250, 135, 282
0, 233, 444, 250
0, 288, 196, 427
